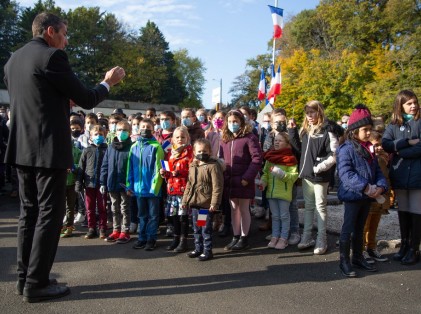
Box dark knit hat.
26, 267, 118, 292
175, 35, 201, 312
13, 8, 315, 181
347, 104, 373, 131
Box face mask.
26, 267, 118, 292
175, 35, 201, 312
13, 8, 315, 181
403, 113, 414, 122
86, 124, 94, 131
197, 115, 206, 123
92, 135, 104, 145
196, 153, 210, 162
160, 120, 172, 130
213, 118, 224, 129
71, 130, 81, 138
275, 122, 287, 133
109, 124, 117, 133
341, 123, 348, 129
228, 123, 240, 133
262, 122, 270, 130
117, 130, 129, 141
140, 129, 153, 138
132, 125, 139, 134
182, 118, 192, 127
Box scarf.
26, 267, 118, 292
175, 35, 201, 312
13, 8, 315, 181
171, 144, 187, 158
351, 139, 374, 163
263, 148, 297, 166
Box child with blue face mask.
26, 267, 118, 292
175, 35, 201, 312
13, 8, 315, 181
76, 125, 108, 239
219, 110, 263, 251
181, 108, 205, 145
106, 113, 122, 145
100, 120, 133, 244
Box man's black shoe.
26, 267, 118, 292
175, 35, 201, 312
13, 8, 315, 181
16, 278, 58, 295
23, 284, 70, 303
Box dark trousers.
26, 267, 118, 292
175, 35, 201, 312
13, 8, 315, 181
340, 200, 371, 246
16, 166, 67, 289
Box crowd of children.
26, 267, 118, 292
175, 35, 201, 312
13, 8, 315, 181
57, 91, 420, 271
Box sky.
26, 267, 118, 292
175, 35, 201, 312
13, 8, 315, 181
18, 0, 320, 108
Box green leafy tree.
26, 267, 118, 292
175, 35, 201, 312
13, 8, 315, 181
173, 48, 205, 108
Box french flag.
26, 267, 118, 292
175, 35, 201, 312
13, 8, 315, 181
196, 209, 209, 227
268, 5, 283, 39
267, 65, 281, 104
160, 160, 172, 172
257, 69, 266, 101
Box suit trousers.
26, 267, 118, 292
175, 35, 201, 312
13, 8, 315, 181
16, 166, 67, 289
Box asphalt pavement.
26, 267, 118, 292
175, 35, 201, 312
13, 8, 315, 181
1, 192, 420, 314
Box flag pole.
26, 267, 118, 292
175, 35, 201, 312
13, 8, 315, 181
271, 0, 278, 65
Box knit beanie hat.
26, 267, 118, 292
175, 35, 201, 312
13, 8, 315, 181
347, 104, 373, 131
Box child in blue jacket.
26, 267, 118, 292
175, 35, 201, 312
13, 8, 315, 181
337, 105, 388, 278
127, 119, 164, 251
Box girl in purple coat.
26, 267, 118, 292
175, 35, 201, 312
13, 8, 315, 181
219, 110, 263, 251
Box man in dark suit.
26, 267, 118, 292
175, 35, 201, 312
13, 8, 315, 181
3, 12, 125, 303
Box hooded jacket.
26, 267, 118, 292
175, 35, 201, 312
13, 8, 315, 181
76, 142, 108, 189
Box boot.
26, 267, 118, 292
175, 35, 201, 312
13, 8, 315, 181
166, 236, 180, 251
231, 236, 249, 251
401, 248, 420, 265
393, 239, 409, 261
198, 250, 214, 261
224, 236, 240, 251
174, 236, 188, 253
352, 237, 377, 272
339, 241, 356, 278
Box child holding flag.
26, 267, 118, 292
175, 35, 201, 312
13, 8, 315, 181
182, 139, 224, 261
160, 126, 193, 253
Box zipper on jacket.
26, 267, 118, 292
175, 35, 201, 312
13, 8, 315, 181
298, 135, 310, 178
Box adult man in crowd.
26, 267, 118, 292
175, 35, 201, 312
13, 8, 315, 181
3, 12, 125, 302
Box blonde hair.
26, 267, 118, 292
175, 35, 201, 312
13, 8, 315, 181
171, 126, 191, 145
117, 120, 130, 130
300, 100, 326, 138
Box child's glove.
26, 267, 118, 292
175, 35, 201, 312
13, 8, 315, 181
270, 166, 285, 179
364, 184, 377, 197
100, 185, 106, 194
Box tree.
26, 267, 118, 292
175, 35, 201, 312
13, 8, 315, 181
173, 48, 205, 108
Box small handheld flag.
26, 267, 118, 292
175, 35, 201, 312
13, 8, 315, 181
268, 5, 284, 39
196, 209, 209, 227
257, 69, 266, 101
160, 160, 172, 172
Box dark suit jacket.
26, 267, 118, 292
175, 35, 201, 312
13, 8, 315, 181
3, 37, 109, 169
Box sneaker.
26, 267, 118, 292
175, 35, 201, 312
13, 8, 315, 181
288, 232, 301, 245
144, 240, 156, 251
99, 229, 107, 239
129, 223, 138, 234
275, 238, 288, 250
267, 237, 279, 249
60, 227, 73, 238
313, 237, 327, 255
297, 235, 315, 250
367, 248, 389, 262
187, 250, 202, 258
363, 251, 375, 264
198, 251, 213, 261
265, 234, 272, 241
132, 240, 147, 249
84, 228, 97, 239
105, 231, 121, 242
116, 232, 131, 244
74, 212, 85, 224
166, 225, 174, 237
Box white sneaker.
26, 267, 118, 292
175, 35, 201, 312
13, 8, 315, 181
363, 251, 375, 264
74, 212, 85, 224
313, 237, 327, 255
275, 238, 288, 250
267, 237, 279, 249
129, 223, 138, 234
297, 234, 315, 250
288, 232, 301, 245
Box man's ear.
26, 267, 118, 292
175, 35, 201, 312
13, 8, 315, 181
45, 26, 55, 38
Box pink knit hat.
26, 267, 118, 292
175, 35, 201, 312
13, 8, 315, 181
347, 104, 373, 131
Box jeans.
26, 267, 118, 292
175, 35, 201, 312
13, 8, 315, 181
137, 197, 159, 241
340, 200, 370, 243
130, 196, 139, 224
192, 208, 214, 252
302, 179, 328, 241
268, 198, 291, 239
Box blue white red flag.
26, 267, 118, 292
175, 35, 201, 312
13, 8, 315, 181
160, 160, 172, 172
196, 209, 209, 227
268, 5, 283, 39
257, 69, 266, 101
267, 64, 281, 104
